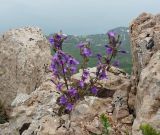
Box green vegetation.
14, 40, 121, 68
0, 100, 8, 124
140, 124, 160, 135
100, 113, 111, 135
49, 27, 132, 74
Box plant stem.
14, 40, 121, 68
61, 61, 69, 90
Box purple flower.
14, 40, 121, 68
68, 87, 77, 96
55, 34, 62, 41
99, 70, 107, 80
49, 37, 54, 45
113, 60, 120, 67
91, 87, 98, 95
77, 42, 85, 48
106, 47, 113, 55
82, 47, 92, 57
79, 80, 84, 88
66, 103, 73, 111
82, 69, 90, 80
107, 31, 116, 38
68, 57, 79, 65
59, 96, 67, 104
70, 66, 77, 74
56, 83, 63, 91
96, 54, 102, 62
52, 53, 59, 62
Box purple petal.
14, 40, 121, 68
70, 66, 77, 74
91, 87, 98, 95
82, 69, 90, 80
59, 96, 67, 104
82, 47, 92, 57
106, 47, 113, 55
68, 87, 77, 96
56, 83, 63, 91
77, 42, 85, 48
66, 103, 73, 111
79, 80, 84, 88
99, 70, 107, 80
107, 31, 116, 38
49, 37, 54, 45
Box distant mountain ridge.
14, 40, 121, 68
49, 27, 132, 73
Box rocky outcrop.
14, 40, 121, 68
3, 14, 160, 135
0, 67, 132, 135
0, 27, 51, 106
129, 13, 160, 134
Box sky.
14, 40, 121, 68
0, 0, 160, 35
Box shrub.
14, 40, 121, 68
140, 124, 160, 135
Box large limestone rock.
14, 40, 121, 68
0, 27, 51, 106
129, 13, 160, 134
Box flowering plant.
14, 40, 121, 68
49, 31, 126, 115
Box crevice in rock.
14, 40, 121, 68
19, 123, 31, 135
97, 88, 115, 98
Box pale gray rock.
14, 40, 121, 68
11, 93, 30, 107
0, 26, 51, 106
130, 13, 160, 135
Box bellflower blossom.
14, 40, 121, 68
49, 32, 67, 52
91, 87, 98, 95
66, 103, 73, 111
56, 82, 63, 91
79, 80, 84, 88
68, 87, 77, 96
59, 96, 67, 105
99, 69, 107, 80
82, 47, 92, 57
106, 47, 113, 55
51, 51, 79, 78
78, 42, 92, 57
108, 31, 116, 38
82, 69, 90, 81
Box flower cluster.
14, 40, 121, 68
104, 31, 128, 67
50, 50, 79, 111
50, 31, 127, 114
50, 50, 79, 83
77, 42, 92, 57
49, 32, 67, 52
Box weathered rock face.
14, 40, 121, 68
0, 27, 51, 106
129, 13, 160, 135
0, 67, 132, 135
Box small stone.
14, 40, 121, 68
121, 115, 134, 124
106, 105, 113, 113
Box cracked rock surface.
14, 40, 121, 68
0, 27, 51, 106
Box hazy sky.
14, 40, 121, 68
0, 0, 160, 35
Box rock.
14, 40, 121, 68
0, 27, 51, 106
0, 80, 60, 135
121, 115, 134, 124
130, 13, 160, 135
72, 66, 131, 98
71, 96, 112, 122
11, 93, 30, 107
132, 51, 160, 135
112, 90, 129, 120
0, 26, 132, 135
